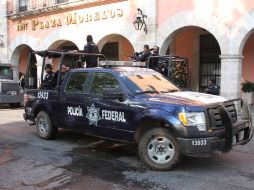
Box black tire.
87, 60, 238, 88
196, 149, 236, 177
36, 111, 58, 140
138, 128, 181, 171
9, 103, 21, 108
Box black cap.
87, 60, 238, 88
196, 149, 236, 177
45, 64, 52, 70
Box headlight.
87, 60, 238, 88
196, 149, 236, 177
179, 112, 206, 131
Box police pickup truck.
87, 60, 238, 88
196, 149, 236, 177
23, 50, 253, 170
0, 63, 23, 107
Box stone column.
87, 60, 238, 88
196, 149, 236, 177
220, 54, 243, 99
0, 0, 8, 64
35, 55, 43, 88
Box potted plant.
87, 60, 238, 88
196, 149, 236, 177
241, 81, 254, 104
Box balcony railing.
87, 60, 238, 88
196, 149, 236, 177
6, 0, 111, 19
6, 0, 73, 16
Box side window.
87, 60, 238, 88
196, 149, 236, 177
91, 72, 120, 95
66, 72, 88, 93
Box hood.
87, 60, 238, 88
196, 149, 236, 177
170, 91, 227, 104
144, 91, 227, 106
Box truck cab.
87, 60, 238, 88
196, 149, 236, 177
23, 50, 253, 171
0, 63, 23, 107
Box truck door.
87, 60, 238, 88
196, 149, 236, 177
59, 71, 92, 130
86, 72, 139, 140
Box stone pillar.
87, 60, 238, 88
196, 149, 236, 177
35, 55, 43, 88
13, 65, 19, 81
220, 54, 243, 99
0, 0, 8, 63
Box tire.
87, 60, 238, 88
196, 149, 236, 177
138, 128, 181, 171
9, 103, 21, 108
36, 111, 58, 140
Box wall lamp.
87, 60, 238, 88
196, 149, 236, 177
133, 8, 147, 34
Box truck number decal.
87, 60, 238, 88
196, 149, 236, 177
191, 139, 207, 146
38, 91, 49, 100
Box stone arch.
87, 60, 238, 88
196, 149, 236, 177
40, 21, 138, 52
40, 28, 82, 50
156, 11, 227, 55
234, 9, 254, 55
8, 34, 40, 63
9, 44, 35, 81
97, 34, 134, 60
92, 22, 137, 49
47, 40, 79, 50
157, 15, 222, 92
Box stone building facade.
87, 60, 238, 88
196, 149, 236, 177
3, 0, 254, 101
0, 0, 8, 63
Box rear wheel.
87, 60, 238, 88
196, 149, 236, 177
138, 128, 181, 170
36, 111, 58, 140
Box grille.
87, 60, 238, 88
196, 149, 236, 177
1, 82, 20, 94
207, 101, 237, 130
207, 106, 223, 130
223, 101, 237, 122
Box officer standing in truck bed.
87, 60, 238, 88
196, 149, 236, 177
42, 64, 55, 89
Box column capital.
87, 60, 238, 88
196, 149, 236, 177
220, 54, 244, 60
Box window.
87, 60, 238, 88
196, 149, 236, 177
0, 67, 12, 80
101, 42, 119, 61
199, 34, 221, 92
19, 0, 27, 12
66, 72, 88, 93
91, 72, 120, 95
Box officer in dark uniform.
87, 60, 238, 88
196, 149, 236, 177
53, 63, 70, 86
206, 79, 219, 95
42, 64, 55, 89
83, 35, 100, 68
149, 46, 162, 72
131, 44, 151, 62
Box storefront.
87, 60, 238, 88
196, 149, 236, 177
5, 0, 254, 101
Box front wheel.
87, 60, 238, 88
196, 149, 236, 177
138, 128, 181, 171
36, 111, 58, 140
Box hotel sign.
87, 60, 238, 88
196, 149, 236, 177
16, 8, 123, 31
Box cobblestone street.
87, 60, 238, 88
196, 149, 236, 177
0, 106, 253, 190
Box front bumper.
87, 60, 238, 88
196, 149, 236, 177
0, 93, 23, 104
177, 113, 253, 156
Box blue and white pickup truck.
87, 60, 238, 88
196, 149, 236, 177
23, 50, 253, 170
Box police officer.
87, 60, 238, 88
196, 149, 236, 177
53, 63, 70, 86
206, 79, 219, 95
42, 64, 55, 89
83, 35, 99, 68
149, 46, 163, 72
132, 44, 151, 62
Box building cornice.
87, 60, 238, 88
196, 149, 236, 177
7, 0, 127, 20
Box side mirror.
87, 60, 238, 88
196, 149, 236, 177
103, 88, 125, 101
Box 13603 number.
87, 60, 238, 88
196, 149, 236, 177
38, 91, 49, 100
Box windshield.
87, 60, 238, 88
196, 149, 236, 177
118, 69, 179, 94
0, 66, 13, 80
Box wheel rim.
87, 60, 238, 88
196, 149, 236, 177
38, 116, 49, 135
147, 136, 175, 164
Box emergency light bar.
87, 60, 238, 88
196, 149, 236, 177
99, 61, 146, 67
